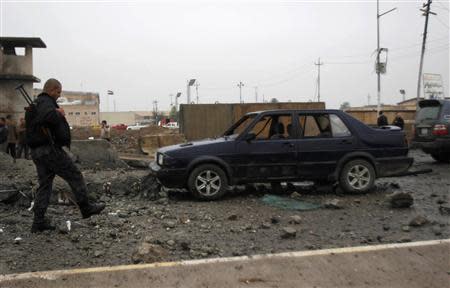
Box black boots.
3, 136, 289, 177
31, 218, 56, 233
80, 202, 106, 219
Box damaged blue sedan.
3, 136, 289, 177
150, 110, 413, 200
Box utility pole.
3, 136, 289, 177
237, 81, 244, 103
314, 58, 323, 102
152, 100, 158, 123
254, 86, 258, 103
417, 0, 435, 108
376, 0, 397, 115
169, 94, 173, 107
195, 82, 200, 104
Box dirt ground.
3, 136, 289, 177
0, 149, 448, 274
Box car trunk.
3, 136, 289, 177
415, 100, 443, 141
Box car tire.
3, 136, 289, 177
188, 164, 228, 200
431, 153, 450, 163
339, 159, 375, 194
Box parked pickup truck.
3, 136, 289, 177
150, 109, 413, 200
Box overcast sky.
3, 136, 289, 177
1, 0, 449, 111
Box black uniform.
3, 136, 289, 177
392, 116, 405, 130
27, 93, 89, 222
377, 114, 388, 127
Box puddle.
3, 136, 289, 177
261, 195, 321, 211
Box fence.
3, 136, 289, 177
179, 102, 325, 141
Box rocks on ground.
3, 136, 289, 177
131, 242, 169, 264
388, 192, 414, 208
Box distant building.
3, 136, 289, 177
100, 111, 170, 126
34, 88, 100, 127
0, 37, 46, 119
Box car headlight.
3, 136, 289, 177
157, 153, 165, 166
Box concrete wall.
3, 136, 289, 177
179, 102, 326, 141
69, 139, 127, 168
0, 46, 33, 76
0, 46, 34, 120
0, 80, 32, 120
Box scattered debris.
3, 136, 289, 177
409, 215, 429, 227
281, 227, 297, 239
388, 192, 414, 208
324, 199, 343, 209
131, 242, 169, 264
439, 204, 450, 216
14, 237, 22, 244
227, 214, 238, 221
262, 195, 321, 211
288, 215, 302, 224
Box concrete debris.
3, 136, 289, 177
131, 242, 169, 264
439, 204, 450, 216
409, 215, 429, 227
290, 192, 302, 200
14, 237, 22, 244
140, 173, 163, 200
288, 215, 302, 224
324, 199, 343, 209
388, 192, 414, 208
281, 227, 297, 239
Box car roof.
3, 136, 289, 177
245, 109, 342, 115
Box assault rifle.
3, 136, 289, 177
15, 84, 57, 152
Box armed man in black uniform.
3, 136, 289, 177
27, 78, 106, 233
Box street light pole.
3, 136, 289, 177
237, 81, 244, 103
376, 0, 396, 115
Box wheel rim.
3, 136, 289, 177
195, 170, 221, 196
347, 164, 371, 190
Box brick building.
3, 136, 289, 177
34, 89, 100, 127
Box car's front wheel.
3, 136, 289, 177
339, 159, 375, 194
188, 164, 228, 200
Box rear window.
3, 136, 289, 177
416, 106, 441, 121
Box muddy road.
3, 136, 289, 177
0, 150, 448, 274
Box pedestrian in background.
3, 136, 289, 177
5, 115, 18, 162
392, 113, 405, 130
0, 117, 8, 153
100, 120, 111, 142
377, 111, 388, 127
17, 118, 29, 159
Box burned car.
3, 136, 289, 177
150, 110, 413, 200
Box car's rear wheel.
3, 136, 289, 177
339, 159, 375, 194
188, 164, 228, 200
431, 153, 450, 163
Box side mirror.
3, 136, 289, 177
244, 133, 256, 142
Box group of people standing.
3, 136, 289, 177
377, 111, 405, 130
0, 115, 29, 161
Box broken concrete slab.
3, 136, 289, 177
70, 139, 128, 169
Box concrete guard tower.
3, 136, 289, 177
0, 37, 46, 119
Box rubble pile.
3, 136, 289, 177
0, 150, 448, 274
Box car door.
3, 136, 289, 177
297, 112, 356, 179
234, 112, 298, 182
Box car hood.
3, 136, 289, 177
158, 136, 232, 154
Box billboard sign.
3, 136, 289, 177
423, 73, 444, 99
